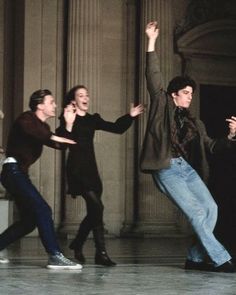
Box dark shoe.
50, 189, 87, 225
74, 250, 86, 264
95, 251, 117, 267
213, 260, 235, 273
184, 259, 212, 271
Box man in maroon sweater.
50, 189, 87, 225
0, 89, 82, 269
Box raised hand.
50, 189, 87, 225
64, 103, 76, 125
129, 103, 144, 117
63, 103, 77, 132
145, 21, 159, 40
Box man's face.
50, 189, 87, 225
74, 88, 89, 112
40, 95, 57, 118
172, 86, 193, 108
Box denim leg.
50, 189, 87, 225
186, 170, 218, 262
0, 164, 60, 255
152, 157, 231, 266
0, 220, 36, 250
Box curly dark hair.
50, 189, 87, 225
167, 76, 196, 96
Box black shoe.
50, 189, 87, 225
184, 259, 212, 271
74, 251, 86, 264
213, 260, 235, 273
95, 251, 117, 267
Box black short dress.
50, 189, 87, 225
57, 112, 133, 196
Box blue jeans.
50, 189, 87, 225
152, 157, 231, 266
0, 163, 60, 255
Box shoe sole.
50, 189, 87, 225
0, 260, 10, 264
47, 265, 83, 270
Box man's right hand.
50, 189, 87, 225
51, 135, 76, 144
145, 21, 159, 40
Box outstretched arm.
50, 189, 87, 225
129, 103, 144, 118
95, 103, 143, 134
50, 134, 76, 144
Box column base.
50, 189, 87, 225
120, 222, 189, 238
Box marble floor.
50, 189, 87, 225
1, 237, 236, 295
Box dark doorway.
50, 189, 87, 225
200, 84, 236, 253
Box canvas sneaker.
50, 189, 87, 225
47, 252, 82, 270
0, 250, 9, 264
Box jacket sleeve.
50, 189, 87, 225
146, 52, 164, 100
95, 113, 134, 134
198, 119, 235, 153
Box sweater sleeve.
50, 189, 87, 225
18, 112, 52, 143
94, 113, 134, 134
44, 135, 68, 150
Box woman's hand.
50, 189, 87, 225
129, 103, 144, 117
64, 103, 76, 132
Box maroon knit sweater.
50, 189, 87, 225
6, 111, 62, 173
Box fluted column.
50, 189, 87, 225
13, 0, 65, 232
67, 0, 101, 112
135, 0, 181, 235
62, 0, 101, 235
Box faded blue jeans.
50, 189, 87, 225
0, 163, 61, 255
152, 157, 231, 266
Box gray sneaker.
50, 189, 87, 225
47, 252, 82, 270
0, 250, 9, 264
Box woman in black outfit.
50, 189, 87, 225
57, 85, 143, 266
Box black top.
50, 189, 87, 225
6, 111, 62, 173
57, 112, 133, 195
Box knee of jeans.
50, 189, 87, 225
189, 208, 207, 225
22, 219, 37, 233
208, 201, 218, 217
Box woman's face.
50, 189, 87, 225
73, 88, 90, 112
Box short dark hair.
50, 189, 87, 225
167, 76, 196, 96
63, 85, 87, 107
29, 89, 52, 111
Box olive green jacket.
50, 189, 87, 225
140, 52, 232, 182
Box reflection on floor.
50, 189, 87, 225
1, 237, 236, 295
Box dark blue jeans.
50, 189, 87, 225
0, 163, 60, 255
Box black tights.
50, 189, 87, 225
70, 190, 104, 250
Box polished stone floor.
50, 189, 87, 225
1, 237, 236, 295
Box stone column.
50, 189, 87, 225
0, 1, 13, 230
62, 0, 102, 235
134, 0, 181, 236
10, 0, 65, 232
